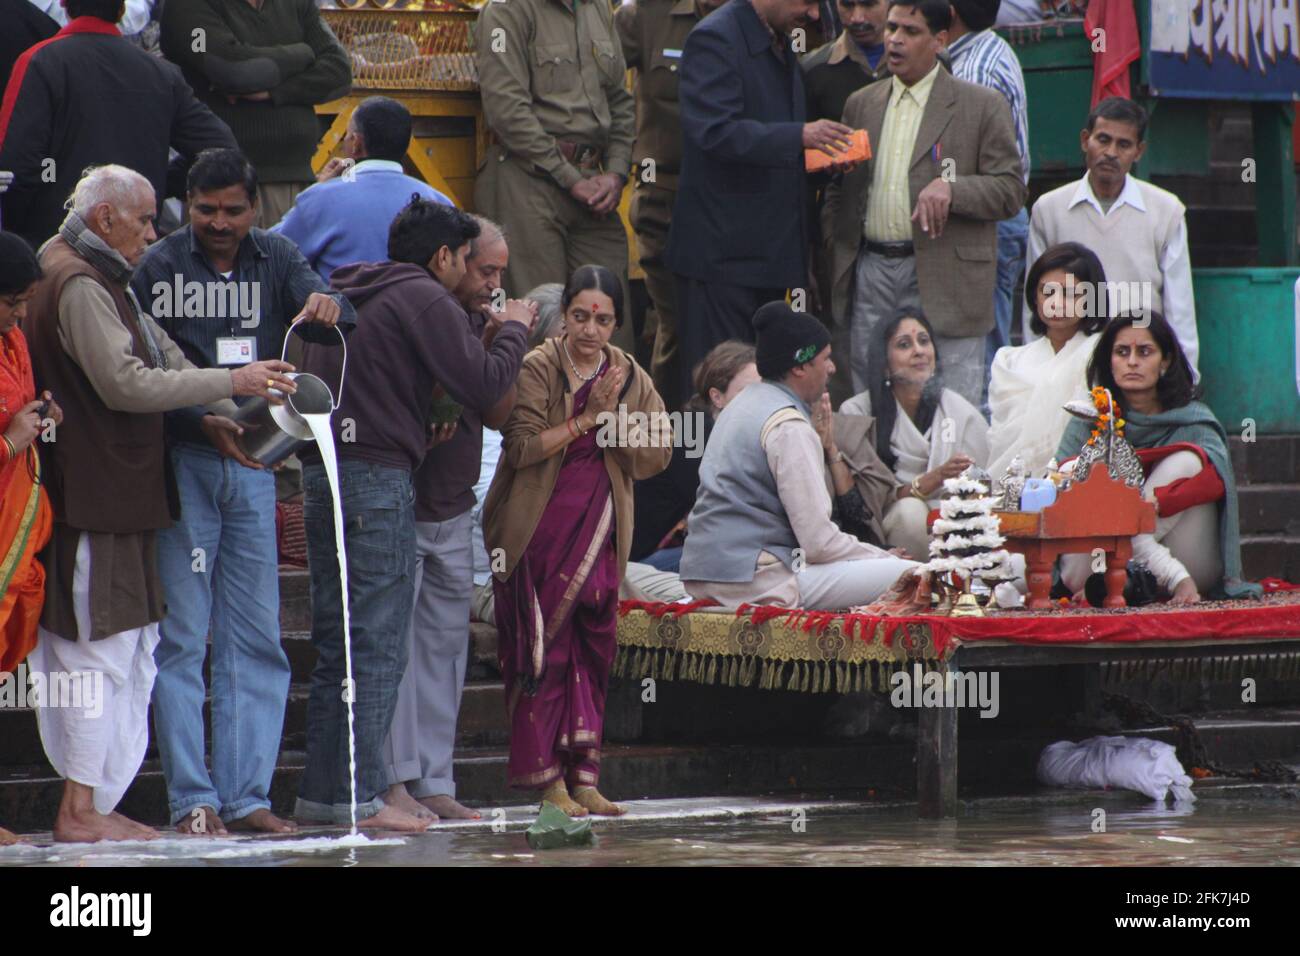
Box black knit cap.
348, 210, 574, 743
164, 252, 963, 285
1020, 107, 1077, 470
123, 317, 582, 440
0, 231, 41, 296
753, 300, 831, 380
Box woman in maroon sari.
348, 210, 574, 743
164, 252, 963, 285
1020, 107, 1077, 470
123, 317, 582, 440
484, 265, 669, 816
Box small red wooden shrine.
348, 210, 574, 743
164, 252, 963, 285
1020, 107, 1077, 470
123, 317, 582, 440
997, 464, 1157, 609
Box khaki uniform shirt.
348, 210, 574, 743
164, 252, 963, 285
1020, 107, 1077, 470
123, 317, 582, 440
475, 0, 636, 191
614, 0, 706, 191
863, 61, 941, 242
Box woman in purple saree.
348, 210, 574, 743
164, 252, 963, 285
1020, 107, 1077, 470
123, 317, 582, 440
484, 266, 670, 816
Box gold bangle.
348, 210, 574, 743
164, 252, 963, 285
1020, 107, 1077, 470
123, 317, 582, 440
3, 437, 16, 460
910, 476, 927, 501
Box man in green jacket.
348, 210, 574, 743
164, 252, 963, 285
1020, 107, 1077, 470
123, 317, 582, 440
161, 0, 352, 226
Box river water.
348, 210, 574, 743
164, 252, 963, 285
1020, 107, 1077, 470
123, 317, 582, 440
3, 788, 1297, 866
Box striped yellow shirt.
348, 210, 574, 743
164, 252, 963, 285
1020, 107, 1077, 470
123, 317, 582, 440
863, 63, 942, 242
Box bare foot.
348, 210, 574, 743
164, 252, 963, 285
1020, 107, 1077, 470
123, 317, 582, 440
357, 804, 434, 833
0, 826, 21, 846
53, 781, 157, 842
227, 808, 298, 834
54, 807, 141, 843
541, 780, 588, 818
176, 806, 227, 836
418, 794, 480, 820
384, 783, 437, 822
110, 812, 160, 841
572, 787, 625, 816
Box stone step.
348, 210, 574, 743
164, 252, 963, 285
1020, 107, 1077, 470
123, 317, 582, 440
1241, 535, 1300, 584
0, 739, 977, 833
279, 568, 311, 632
1237, 485, 1300, 537
0, 681, 510, 772
5, 712, 1300, 834
1229, 434, 1299, 487
1118, 708, 1300, 766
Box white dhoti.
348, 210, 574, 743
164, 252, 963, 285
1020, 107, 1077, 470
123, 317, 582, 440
27, 533, 159, 815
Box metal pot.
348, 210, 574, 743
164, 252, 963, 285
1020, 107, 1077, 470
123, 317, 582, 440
232, 319, 346, 467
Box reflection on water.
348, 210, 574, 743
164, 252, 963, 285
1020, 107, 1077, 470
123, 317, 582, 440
3, 792, 1298, 866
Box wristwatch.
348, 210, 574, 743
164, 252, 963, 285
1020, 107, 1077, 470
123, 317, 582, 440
828, 451, 848, 466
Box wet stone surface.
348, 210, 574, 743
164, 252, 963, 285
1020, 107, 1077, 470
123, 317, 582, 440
2, 787, 1298, 867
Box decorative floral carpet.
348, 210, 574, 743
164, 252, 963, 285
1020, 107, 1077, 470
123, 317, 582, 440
613, 592, 1300, 694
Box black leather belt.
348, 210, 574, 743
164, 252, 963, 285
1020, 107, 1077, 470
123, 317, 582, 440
865, 240, 915, 258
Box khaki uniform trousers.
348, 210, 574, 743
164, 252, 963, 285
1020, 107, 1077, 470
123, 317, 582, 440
256, 182, 307, 229
476, 149, 633, 353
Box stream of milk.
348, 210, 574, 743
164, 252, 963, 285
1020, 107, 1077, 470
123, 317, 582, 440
302, 413, 360, 835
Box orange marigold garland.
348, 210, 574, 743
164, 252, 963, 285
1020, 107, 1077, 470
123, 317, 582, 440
1085, 386, 1126, 446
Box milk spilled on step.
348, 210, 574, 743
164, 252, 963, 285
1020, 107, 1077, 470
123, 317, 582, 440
302, 413, 360, 835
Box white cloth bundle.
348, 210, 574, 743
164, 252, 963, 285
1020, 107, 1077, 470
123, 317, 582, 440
1037, 735, 1196, 802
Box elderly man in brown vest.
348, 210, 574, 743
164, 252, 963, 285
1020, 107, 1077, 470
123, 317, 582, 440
23, 164, 296, 843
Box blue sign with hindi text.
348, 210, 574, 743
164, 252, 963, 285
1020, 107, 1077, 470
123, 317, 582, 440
1147, 0, 1300, 99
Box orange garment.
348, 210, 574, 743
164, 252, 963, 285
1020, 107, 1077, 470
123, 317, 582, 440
0, 325, 52, 674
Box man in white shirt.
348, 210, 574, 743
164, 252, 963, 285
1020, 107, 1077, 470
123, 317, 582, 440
1025, 96, 1199, 378
993, 0, 1045, 25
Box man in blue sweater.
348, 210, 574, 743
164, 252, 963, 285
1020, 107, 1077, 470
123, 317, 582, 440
272, 96, 453, 281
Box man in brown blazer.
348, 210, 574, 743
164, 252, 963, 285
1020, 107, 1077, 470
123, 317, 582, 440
822, 0, 1024, 405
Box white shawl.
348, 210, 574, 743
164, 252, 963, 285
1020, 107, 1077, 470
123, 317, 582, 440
986, 331, 1098, 479
841, 388, 990, 506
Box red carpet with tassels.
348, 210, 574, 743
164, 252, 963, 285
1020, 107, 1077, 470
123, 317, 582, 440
618, 592, 1300, 660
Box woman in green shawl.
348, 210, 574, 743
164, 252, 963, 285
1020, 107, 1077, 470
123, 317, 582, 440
1055, 313, 1261, 603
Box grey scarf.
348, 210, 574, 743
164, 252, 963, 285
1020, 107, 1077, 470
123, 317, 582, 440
56, 210, 168, 370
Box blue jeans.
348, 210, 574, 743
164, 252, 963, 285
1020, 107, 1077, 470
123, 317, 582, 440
642, 546, 683, 573
984, 207, 1029, 414
152, 443, 288, 825
296, 459, 416, 824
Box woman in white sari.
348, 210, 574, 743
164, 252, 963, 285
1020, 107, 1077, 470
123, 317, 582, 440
986, 242, 1109, 478
840, 311, 989, 561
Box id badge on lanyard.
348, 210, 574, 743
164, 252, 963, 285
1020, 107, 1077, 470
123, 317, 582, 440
216, 336, 257, 365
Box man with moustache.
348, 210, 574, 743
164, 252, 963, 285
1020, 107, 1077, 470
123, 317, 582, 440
131, 147, 354, 836
380, 215, 532, 823
1025, 97, 1199, 378
822, 0, 1024, 403
803, 0, 890, 124
615, 0, 729, 410
666, 0, 859, 398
